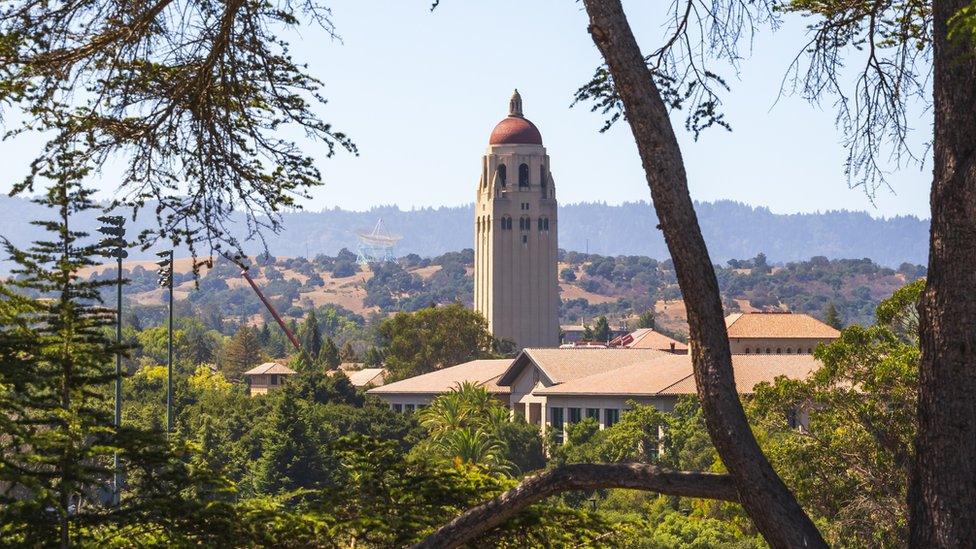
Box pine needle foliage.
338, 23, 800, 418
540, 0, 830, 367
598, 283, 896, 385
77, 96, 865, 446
0, 156, 131, 546
0, 162, 211, 546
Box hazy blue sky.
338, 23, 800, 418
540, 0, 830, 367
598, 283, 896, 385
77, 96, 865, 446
0, 1, 933, 218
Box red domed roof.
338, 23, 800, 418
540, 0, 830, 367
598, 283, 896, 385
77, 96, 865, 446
489, 116, 543, 145
488, 89, 543, 145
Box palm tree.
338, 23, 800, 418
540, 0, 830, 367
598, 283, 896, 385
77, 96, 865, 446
416, 382, 518, 476
436, 428, 513, 476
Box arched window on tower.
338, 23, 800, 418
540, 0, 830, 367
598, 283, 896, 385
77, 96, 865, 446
497, 164, 507, 187
501, 216, 512, 230
544, 217, 549, 231
540, 165, 547, 198
519, 164, 529, 187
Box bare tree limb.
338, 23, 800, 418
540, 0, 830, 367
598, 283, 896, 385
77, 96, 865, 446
413, 463, 737, 549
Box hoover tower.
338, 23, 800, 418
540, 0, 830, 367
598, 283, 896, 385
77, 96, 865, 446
474, 90, 559, 349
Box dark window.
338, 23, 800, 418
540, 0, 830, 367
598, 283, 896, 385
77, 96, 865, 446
568, 407, 582, 423
586, 408, 600, 421
544, 218, 549, 230
551, 407, 565, 444
766, 348, 772, 354
405, 404, 416, 413
497, 164, 507, 186
786, 348, 793, 354
522, 235, 528, 244
604, 409, 620, 427
540, 165, 547, 197
502, 216, 512, 230
744, 348, 751, 354
393, 404, 403, 413
537, 217, 543, 231
777, 348, 782, 354
270, 374, 279, 385
519, 163, 529, 187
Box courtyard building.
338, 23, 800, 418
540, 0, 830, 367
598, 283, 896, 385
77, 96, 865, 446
367, 359, 512, 413
368, 312, 841, 441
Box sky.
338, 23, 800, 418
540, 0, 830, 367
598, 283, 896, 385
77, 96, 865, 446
0, 0, 933, 218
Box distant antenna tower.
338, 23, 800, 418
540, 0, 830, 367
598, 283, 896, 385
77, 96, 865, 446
356, 219, 403, 265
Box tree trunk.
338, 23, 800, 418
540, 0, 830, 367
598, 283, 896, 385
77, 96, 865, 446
909, 0, 976, 545
412, 464, 738, 549
580, 2, 825, 547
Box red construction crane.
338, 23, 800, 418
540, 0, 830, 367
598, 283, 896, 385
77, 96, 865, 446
240, 268, 303, 354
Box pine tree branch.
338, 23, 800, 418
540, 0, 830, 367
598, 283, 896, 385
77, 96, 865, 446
413, 463, 737, 549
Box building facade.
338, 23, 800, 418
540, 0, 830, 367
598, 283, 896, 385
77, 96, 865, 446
474, 90, 560, 349
243, 362, 296, 396
725, 312, 840, 354
369, 313, 841, 441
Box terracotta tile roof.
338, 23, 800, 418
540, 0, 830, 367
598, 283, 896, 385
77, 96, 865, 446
489, 116, 543, 145
498, 348, 670, 385
346, 368, 385, 388
367, 359, 512, 395
534, 354, 819, 397
243, 362, 297, 376
659, 355, 818, 395
624, 329, 688, 351
725, 312, 840, 339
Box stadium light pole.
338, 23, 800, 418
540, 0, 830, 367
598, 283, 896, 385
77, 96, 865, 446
156, 250, 174, 433
97, 215, 127, 506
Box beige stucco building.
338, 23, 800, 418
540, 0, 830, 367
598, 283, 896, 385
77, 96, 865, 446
243, 362, 296, 396
368, 313, 841, 442
474, 90, 559, 349
725, 312, 840, 354
367, 348, 819, 442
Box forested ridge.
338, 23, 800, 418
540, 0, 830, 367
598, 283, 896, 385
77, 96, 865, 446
0, 195, 929, 273
39, 250, 922, 362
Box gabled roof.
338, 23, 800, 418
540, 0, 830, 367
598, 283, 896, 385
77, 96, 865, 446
533, 354, 819, 397
725, 312, 840, 339
243, 362, 296, 376
367, 359, 512, 395
658, 355, 818, 395
497, 348, 669, 386
346, 368, 385, 388
621, 328, 688, 351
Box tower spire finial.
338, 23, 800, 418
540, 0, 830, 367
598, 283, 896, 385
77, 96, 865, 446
509, 89, 523, 117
